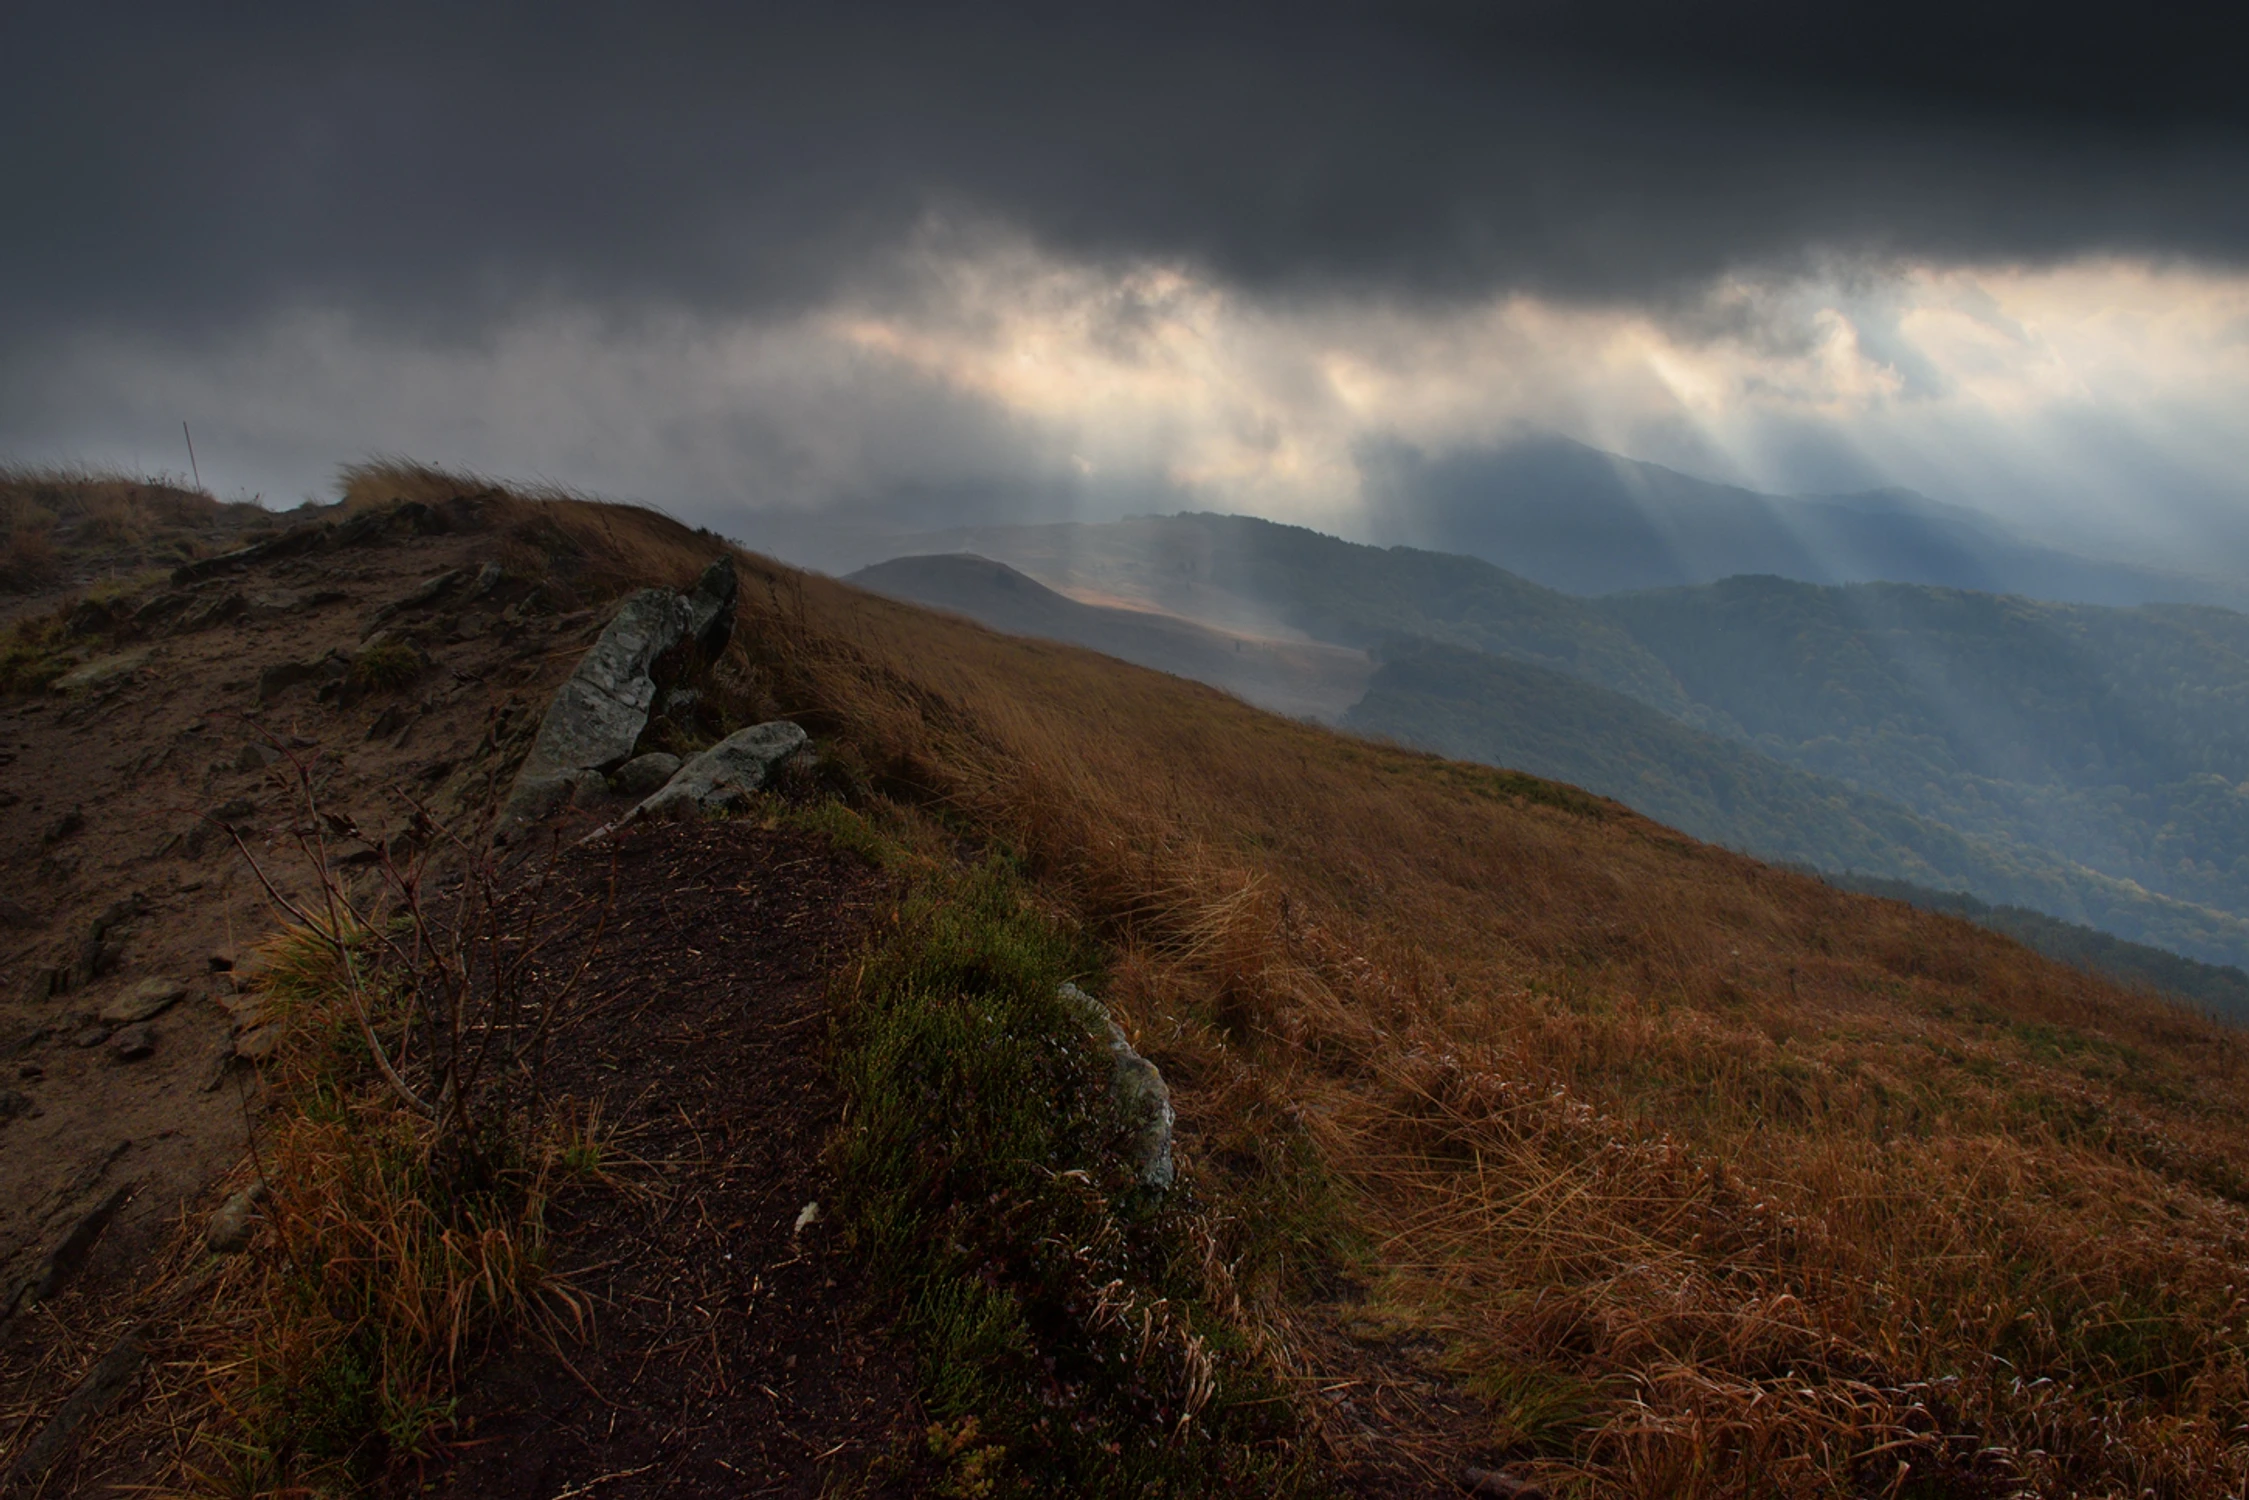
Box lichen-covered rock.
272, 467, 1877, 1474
1058, 982, 1176, 1190
633, 722, 808, 821
500, 587, 692, 832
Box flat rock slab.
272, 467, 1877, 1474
634, 721, 807, 821
97, 978, 188, 1025
51, 650, 153, 693
108, 1024, 157, 1062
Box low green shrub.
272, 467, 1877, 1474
832, 852, 1312, 1497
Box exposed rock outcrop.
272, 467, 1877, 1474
1058, 982, 1176, 1190
499, 586, 693, 833
4, 1329, 147, 1488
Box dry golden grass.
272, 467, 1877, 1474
0, 465, 268, 590
357, 466, 2249, 1494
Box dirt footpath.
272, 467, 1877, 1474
428, 818, 920, 1498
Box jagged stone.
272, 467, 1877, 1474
170, 521, 330, 584
500, 587, 693, 832
233, 1022, 283, 1062
178, 590, 248, 631
366, 568, 468, 629
131, 591, 191, 630
685, 556, 739, 657
257, 652, 345, 703
65, 598, 114, 639
1058, 982, 1176, 1190
632, 722, 807, 821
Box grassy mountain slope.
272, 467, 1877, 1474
406, 471, 2249, 1495
1819, 871, 2249, 1025
20, 466, 2249, 1494
847, 552, 1372, 720
1346, 639, 2249, 969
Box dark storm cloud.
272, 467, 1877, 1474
5, 0, 2247, 344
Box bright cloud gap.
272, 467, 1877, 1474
5, 243, 2246, 573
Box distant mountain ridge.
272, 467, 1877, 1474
846, 553, 1371, 720
1362, 435, 2249, 609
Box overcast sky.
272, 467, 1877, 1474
5, 2, 2247, 565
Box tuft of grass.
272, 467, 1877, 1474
0, 607, 71, 693
348, 640, 423, 692
197, 924, 579, 1494
833, 852, 1314, 1497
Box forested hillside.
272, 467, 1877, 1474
1349, 640, 2249, 968
1594, 578, 2249, 931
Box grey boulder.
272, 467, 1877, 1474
205, 1183, 269, 1254
1058, 983, 1175, 1191
633, 722, 808, 821
611, 752, 684, 798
